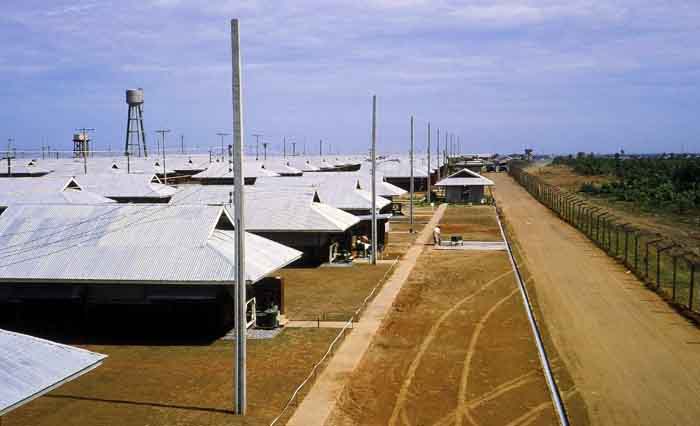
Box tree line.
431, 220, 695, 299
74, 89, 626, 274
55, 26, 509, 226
551, 153, 700, 214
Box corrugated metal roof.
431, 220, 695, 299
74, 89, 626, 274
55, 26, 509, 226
191, 161, 279, 179
254, 176, 391, 211
0, 161, 52, 176
0, 177, 114, 205
170, 185, 359, 232
73, 174, 176, 199
368, 158, 430, 178
435, 169, 495, 187
0, 204, 301, 284
0, 328, 106, 416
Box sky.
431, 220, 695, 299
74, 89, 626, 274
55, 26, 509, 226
1, 0, 699, 156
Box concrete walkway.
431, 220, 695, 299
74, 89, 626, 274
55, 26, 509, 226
286, 204, 447, 426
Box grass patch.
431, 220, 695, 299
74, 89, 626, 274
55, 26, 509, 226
278, 263, 393, 321
6, 328, 340, 426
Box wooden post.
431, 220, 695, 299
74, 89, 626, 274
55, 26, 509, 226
689, 263, 695, 311
634, 233, 639, 272
672, 255, 678, 302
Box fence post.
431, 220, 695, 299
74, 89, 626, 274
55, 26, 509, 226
656, 248, 661, 289
689, 263, 695, 311
672, 255, 678, 302
634, 233, 640, 272
645, 242, 650, 279
624, 227, 629, 266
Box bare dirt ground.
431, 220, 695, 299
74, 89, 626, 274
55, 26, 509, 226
327, 206, 559, 426
287, 205, 447, 426
490, 172, 700, 426
4, 328, 338, 426
278, 263, 393, 321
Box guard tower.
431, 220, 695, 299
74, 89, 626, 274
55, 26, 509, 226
73, 132, 90, 158
124, 88, 148, 157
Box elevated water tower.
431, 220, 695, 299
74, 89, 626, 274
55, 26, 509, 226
73, 132, 90, 158
124, 88, 148, 157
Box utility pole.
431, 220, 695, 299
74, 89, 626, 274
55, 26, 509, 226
427, 122, 431, 204
156, 129, 171, 185
75, 129, 95, 174
217, 132, 231, 161
75, 128, 95, 158
230, 18, 247, 416
436, 128, 441, 181
252, 133, 263, 161
262, 142, 269, 160
2, 139, 14, 176
410, 116, 414, 234
370, 95, 378, 265
445, 131, 448, 169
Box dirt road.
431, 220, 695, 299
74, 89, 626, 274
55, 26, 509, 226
327, 206, 558, 426
491, 173, 700, 425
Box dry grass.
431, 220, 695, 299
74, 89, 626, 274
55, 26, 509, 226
439, 205, 502, 241
277, 263, 393, 321
5, 328, 340, 426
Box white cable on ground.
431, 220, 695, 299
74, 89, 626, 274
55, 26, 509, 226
495, 207, 570, 426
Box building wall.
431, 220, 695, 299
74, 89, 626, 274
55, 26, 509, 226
445, 185, 486, 203
384, 177, 428, 192
252, 231, 350, 265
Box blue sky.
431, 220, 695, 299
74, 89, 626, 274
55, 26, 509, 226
1, 0, 699, 155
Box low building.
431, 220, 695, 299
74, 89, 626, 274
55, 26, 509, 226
0, 177, 113, 205
171, 185, 361, 265
435, 169, 495, 204
0, 204, 301, 330
73, 173, 176, 203
191, 161, 278, 185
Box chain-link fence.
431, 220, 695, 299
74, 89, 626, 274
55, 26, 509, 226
509, 162, 699, 318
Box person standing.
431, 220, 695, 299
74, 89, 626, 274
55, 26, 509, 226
433, 225, 441, 246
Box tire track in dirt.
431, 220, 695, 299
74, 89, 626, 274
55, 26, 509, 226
387, 269, 514, 426
455, 288, 520, 426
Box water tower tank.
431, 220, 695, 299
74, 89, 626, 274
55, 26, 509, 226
126, 89, 144, 105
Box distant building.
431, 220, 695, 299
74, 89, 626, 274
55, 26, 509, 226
434, 169, 495, 204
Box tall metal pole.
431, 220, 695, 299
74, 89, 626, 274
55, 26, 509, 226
217, 132, 231, 162
252, 133, 262, 160
156, 129, 171, 185
180, 134, 184, 154
319, 139, 323, 157
409, 116, 414, 234
436, 128, 441, 181
231, 18, 247, 416
444, 132, 448, 171
427, 122, 431, 204
283, 136, 286, 158
370, 95, 378, 265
